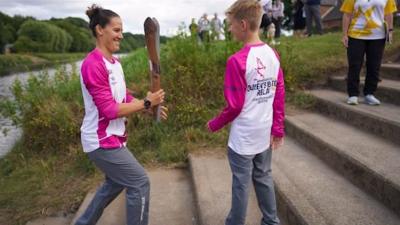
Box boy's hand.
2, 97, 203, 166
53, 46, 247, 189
270, 136, 284, 150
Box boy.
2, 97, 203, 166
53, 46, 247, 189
207, 0, 285, 225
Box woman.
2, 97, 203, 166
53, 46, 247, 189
75, 5, 167, 225
341, 0, 397, 105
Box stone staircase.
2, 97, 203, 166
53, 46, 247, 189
189, 63, 400, 225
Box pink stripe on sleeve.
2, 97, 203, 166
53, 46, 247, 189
208, 57, 247, 132
81, 61, 119, 120
126, 90, 135, 103
271, 56, 285, 137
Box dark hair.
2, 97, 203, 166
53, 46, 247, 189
86, 4, 119, 37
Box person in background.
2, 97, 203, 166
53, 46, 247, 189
270, 0, 285, 41
341, 0, 397, 105
293, 0, 306, 36
211, 13, 224, 40
198, 13, 211, 42
189, 18, 199, 41
75, 4, 167, 225
259, 0, 274, 39
304, 0, 323, 36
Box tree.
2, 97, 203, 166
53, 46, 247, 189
14, 20, 72, 52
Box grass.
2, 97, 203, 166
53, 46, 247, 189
0, 31, 399, 224
0, 52, 85, 76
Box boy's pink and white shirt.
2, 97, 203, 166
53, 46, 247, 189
208, 43, 285, 155
80, 48, 134, 153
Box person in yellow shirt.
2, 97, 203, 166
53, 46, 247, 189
341, 0, 397, 105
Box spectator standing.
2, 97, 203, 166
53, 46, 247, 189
270, 0, 285, 39
211, 13, 223, 40
198, 13, 211, 42
304, 0, 323, 36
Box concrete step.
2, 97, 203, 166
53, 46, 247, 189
273, 137, 400, 225
328, 76, 400, 105
285, 111, 400, 216
381, 63, 400, 81
309, 89, 400, 145
70, 168, 198, 225
189, 151, 266, 225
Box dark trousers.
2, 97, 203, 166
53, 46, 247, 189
346, 37, 386, 97
304, 4, 323, 35
272, 17, 282, 38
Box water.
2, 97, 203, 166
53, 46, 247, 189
0, 53, 127, 158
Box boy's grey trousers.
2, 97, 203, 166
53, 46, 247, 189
225, 147, 280, 225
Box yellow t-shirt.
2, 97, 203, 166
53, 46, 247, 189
341, 0, 397, 39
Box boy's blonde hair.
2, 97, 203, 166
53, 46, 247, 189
225, 0, 262, 31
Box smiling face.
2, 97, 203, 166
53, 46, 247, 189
96, 16, 123, 53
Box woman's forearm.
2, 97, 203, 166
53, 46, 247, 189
117, 99, 145, 117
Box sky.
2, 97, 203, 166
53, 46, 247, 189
0, 0, 234, 36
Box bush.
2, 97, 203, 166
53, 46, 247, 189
0, 65, 83, 154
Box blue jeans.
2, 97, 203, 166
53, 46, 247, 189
75, 147, 150, 225
225, 147, 280, 225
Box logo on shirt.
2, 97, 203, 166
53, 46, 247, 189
256, 57, 266, 79
110, 75, 117, 85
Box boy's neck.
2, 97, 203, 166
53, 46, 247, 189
243, 31, 262, 46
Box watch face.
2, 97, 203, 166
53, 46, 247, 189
144, 100, 151, 109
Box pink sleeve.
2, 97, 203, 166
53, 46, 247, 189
81, 62, 119, 120
126, 90, 135, 103
207, 57, 246, 132
271, 67, 285, 137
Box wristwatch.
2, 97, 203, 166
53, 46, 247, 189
143, 98, 152, 110
389, 28, 394, 32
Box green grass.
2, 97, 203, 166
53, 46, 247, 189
0, 52, 85, 76
0, 31, 399, 224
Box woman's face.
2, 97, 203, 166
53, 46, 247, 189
97, 16, 124, 53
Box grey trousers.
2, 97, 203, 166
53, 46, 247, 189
304, 4, 323, 35
75, 147, 150, 225
225, 147, 280, 225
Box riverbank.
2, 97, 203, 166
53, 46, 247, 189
0, 53, 85, 77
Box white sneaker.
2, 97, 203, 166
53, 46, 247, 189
365, 94, 381, 105
347, 96, 359, 105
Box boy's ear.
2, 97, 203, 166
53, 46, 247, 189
240, 19, 247, 31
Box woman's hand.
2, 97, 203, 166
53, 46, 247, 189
146, 89, 165, 106
342, 35, 349, 48
270, 136, 284, 150
388, 31, 393, 44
